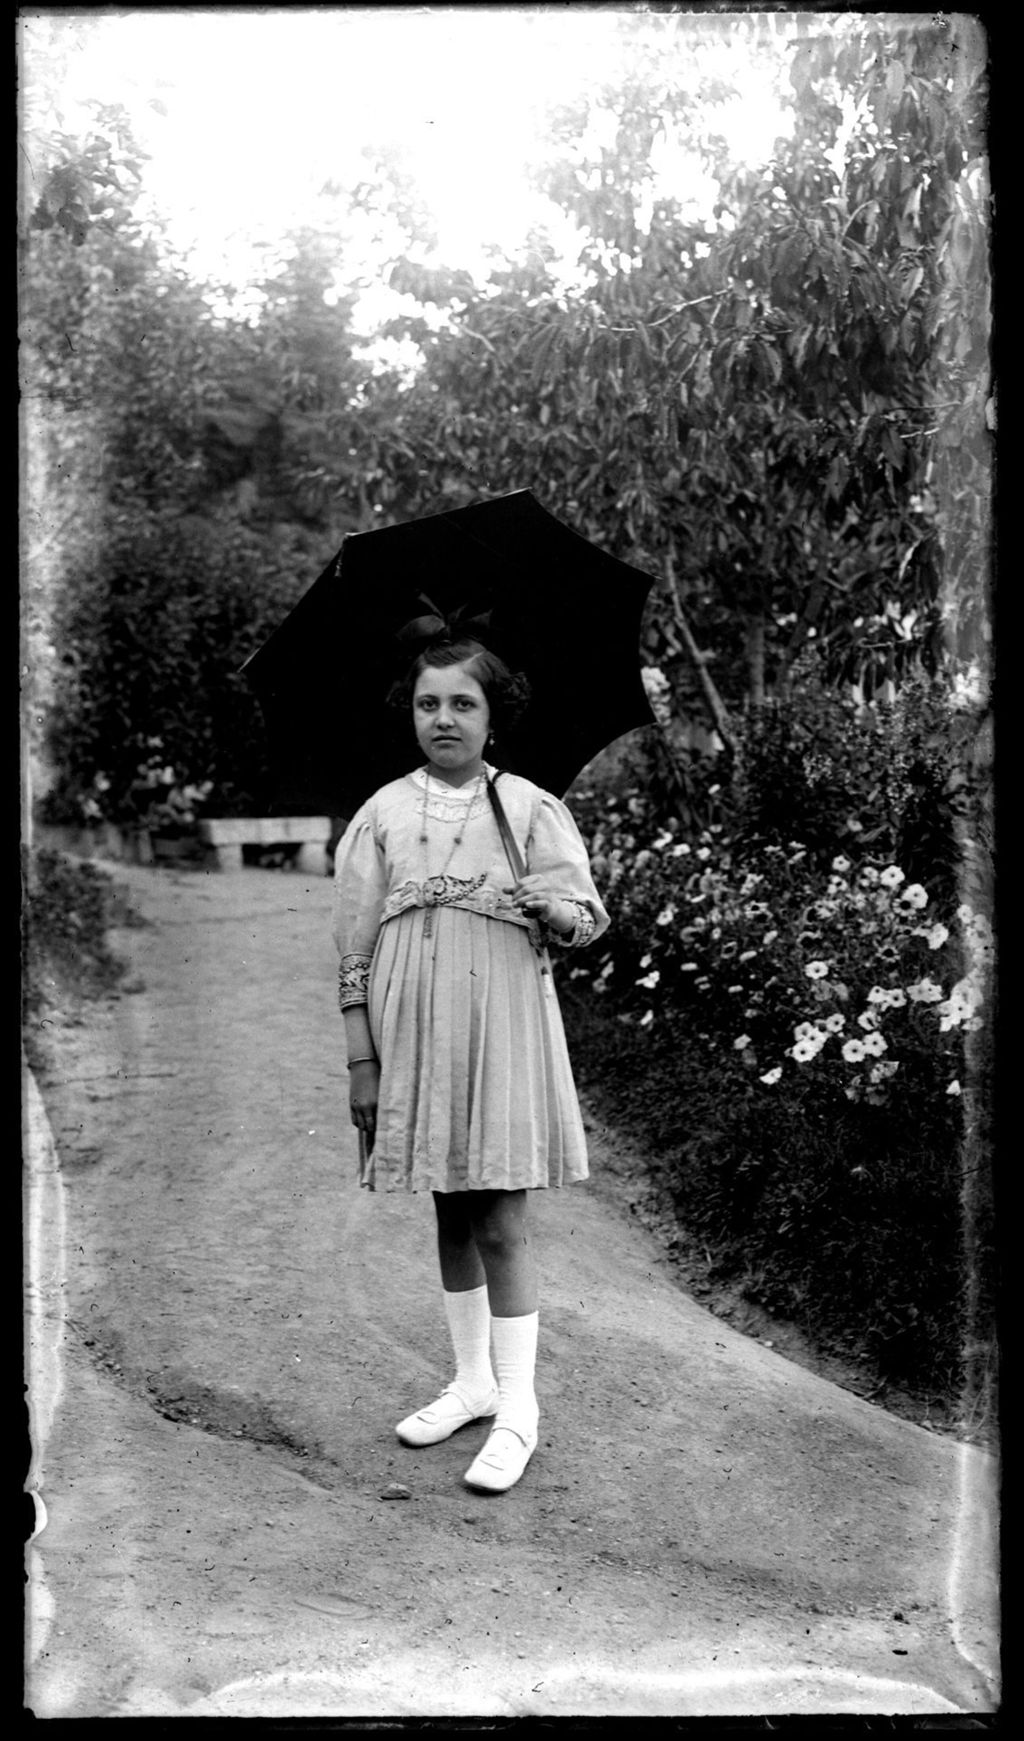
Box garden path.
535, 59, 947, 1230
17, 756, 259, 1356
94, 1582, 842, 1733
24, 862, 999, 1718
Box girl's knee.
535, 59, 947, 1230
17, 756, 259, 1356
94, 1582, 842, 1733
469, 1192, 529, 1258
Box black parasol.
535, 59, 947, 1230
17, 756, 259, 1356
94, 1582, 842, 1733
242, 489, 657, 818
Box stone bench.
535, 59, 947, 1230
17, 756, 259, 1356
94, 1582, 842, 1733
196, 816, 332, 874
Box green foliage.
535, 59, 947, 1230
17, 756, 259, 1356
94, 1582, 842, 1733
22, 847, 127, 1002
41, 510, 311, 822
728, 661, 987, 905
563, 675, 994, 1392
349, 13, 991, 710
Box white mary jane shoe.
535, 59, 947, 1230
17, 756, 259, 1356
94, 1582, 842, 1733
396, 1384, 499, 1448
463, 1424, 538, 1493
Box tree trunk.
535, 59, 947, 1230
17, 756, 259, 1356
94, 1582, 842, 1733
663, 548, 737, 757
746, 613, 766, 709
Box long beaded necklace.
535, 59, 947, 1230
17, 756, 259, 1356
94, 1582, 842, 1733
419, 765, 488, 937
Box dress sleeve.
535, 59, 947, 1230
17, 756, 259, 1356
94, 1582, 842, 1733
526, 791, 610, 950
331, 802, 388, 1007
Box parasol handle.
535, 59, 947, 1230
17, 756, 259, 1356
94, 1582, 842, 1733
486, 773, 526, 882
487, 774, 553, 990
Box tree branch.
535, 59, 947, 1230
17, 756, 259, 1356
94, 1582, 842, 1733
663, 545, 737, 756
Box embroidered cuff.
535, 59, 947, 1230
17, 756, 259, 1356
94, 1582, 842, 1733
548, 901, 597, 950
338, 952, 372, 1009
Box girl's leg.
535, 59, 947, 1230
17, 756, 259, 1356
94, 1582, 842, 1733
463, 1190, 540, 1492
466, 1189, 537, 1317
433, 1190, 486, 1292
394, 1193, 497, 1447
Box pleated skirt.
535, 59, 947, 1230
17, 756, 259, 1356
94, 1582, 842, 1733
364, 905, 590, 1193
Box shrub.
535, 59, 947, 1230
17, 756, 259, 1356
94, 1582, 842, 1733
40, 507, 313, 824
562, 668, 994, 1396
22, 847, 127, 1004
728, 661, 986, 908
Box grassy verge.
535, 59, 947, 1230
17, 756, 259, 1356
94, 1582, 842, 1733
22, 848, 142, 1069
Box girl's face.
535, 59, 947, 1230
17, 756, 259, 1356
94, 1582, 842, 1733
413, 661, 491, 786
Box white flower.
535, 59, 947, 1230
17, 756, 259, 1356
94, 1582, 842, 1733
907, 977, 943, 1004
696, 847, 711, 861
636, 969, 660, 989
859, 866, 880, 886
791, 1038, 822, 1063
951, 975, 984, 1013
917, 922, 948, 949
641, 664, 670, 699
733, 1034, 752, 1050
857, 1010, 880, 1030
831, 855, 852, 873
956, 904, 975, 925
886, 988, 907, 1008
950, 663, 983, 709
899, 883, 929, 909
760, 1067, 783, 1085
671, 843, 691, 857
655, 904, 677, 926
879, 865, 906, 889
804, 960, 830, 980
842, 1038, 866, 1063
794, 1021, 818, 1041
824, 1012, 846, 1033
861, 1031, 888, 1057
946, 1079, 962, 1096
867, 986, 890, 1005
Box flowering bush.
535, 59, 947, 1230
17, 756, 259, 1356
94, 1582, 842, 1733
560, 793, 993, 1391
75, 744, 213, 834
120, 747, 213, 834
571, 826, 987, 1106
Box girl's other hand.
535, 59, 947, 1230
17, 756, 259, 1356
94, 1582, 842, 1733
349, 1058, 380, 1138
505, 876, 574, 933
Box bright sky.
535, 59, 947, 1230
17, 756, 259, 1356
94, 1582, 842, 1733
23, 7, 793, 306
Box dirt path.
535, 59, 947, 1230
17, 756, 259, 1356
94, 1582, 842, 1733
24, 863, 999, 1718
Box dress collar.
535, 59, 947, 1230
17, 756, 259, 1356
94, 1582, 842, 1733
410, 762, 497, 794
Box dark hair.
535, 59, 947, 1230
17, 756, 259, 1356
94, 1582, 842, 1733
388, 636, 531, 735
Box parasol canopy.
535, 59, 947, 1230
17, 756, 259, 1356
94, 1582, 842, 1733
242, 489, 657, 818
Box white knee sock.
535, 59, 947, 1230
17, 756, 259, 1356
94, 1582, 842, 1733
491, 1311, 540, 1441
444, 1285, 496, 1401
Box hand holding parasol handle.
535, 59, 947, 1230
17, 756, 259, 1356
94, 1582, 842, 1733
487, 774, 554, 991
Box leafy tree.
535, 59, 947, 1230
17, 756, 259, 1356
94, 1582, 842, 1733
341, 12, 991, 728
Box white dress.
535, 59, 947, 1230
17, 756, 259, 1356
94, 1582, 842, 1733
332, 765, 609, 1193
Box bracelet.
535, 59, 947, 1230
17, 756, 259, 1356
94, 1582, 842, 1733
347, 1055, 378, 1068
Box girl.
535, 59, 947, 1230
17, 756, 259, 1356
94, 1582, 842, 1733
332, 632, 609, 1493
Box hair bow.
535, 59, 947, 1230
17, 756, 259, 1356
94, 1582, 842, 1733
395, 594, 493, 649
